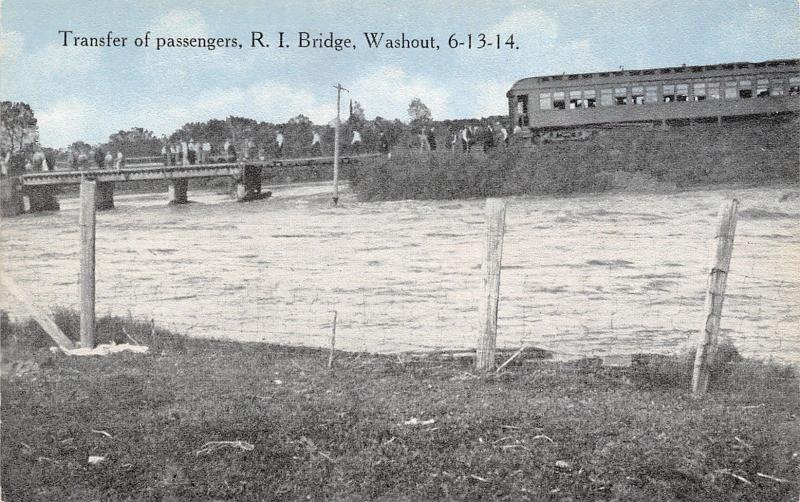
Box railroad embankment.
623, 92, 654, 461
1, 310, 798, 501
351, 115, 799, 201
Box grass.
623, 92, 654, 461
350, 115, 800, 201
1, 310, 798, 501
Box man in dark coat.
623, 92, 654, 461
94, 148, 105, 168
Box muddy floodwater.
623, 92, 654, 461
1, 182, 798, 363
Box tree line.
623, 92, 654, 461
1, 98, 507, 172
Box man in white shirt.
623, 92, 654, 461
311, 131, 322, 156
351, 130, 362, 154
275, 131, 284, 158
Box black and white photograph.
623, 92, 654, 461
1, 1, 798, 500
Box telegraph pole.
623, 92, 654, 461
332, 83, 349, 205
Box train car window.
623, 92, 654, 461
692, 83, 707, 101
601, 89, 613, 106
645, 85, 658, 103
725, 81, 738, 99
552, 91, 566, 110
631, 86, 644, 104
614, 87, 627, 105
676, 84, 688, 101
789, 77, 800, 95
583, 90, 597, 108
568, 90, 582, 109
539, 92, 552, 110
708, 82, 720, 99
662, 84, 675, 102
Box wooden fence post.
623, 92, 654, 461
476, 198, 506, 372
691, 199, 739, 396
79, 180, 97, 348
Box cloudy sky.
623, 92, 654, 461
1, 0, 797, 147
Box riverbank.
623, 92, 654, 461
2, 310, 798, 501
351, 115, 799, 201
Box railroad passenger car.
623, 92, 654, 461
507, 59, 800, 134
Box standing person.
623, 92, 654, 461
427, 127, 437, 151
461, 126, 471, 152
223, 139, 231, 162
115, 151, 124, 171
187, 139, 197, 165
451, 130, 458, 152
104, 151, 113, 169
483, 124, 495, 152
70, 149, 79, 169
351, 129, 362, 155
275, 130, 284, 158
44, 150, 56, 172
161, 144, 169, 166
379, 131, 390, 157
499, 122, 509, 148
202, 141, 211, 164
181, 140, 189, 167
418, 128, 430, 151
31, 150, 45, 171
1, 149, 8, 175
94, 148, 105, 169
311, 130, 322, 156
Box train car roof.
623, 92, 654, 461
508, 58, 800, 94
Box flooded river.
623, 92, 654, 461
1, 182, 798, 363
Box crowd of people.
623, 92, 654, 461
413, 122, 523, 153
0, 119, 522, 176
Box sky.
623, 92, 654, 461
1, 0, 797, 147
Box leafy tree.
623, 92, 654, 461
407, 98, 432, 129
104, 127, 162, 157
0, 101, 39, 153
69, 141, 92, 154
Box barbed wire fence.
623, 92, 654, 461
2, 186, 798, 374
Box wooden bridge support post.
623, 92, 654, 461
96, 182, 115, 210
167, 179, 189, 204
79, 180, 97, 348
476, 198, 506, 372
234, 165, 264, 202
21, 185, 60, 212
691, 199, 739, 397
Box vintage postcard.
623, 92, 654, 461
1, 1, 798, 500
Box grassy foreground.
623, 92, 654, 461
1, 310, 798, 501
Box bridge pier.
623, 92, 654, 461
234, 165, 270, 202
167, 179, 189, 204
22, 185, 60, 212
96, 182, 115, 210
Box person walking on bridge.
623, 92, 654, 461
351, 129, 362, 155
115, 152, 125, 171
94, 148, 105, 169
275, 130, 284, 158
379, 131, 390, 158
311, 130, 322, 156
104, 151, 113, 169
202, 141, 211, 164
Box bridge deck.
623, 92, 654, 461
21, 155, 376, 186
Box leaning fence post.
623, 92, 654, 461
476, 198, 506, 372
79, 180, 97, 348
691, 199, 739, 396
